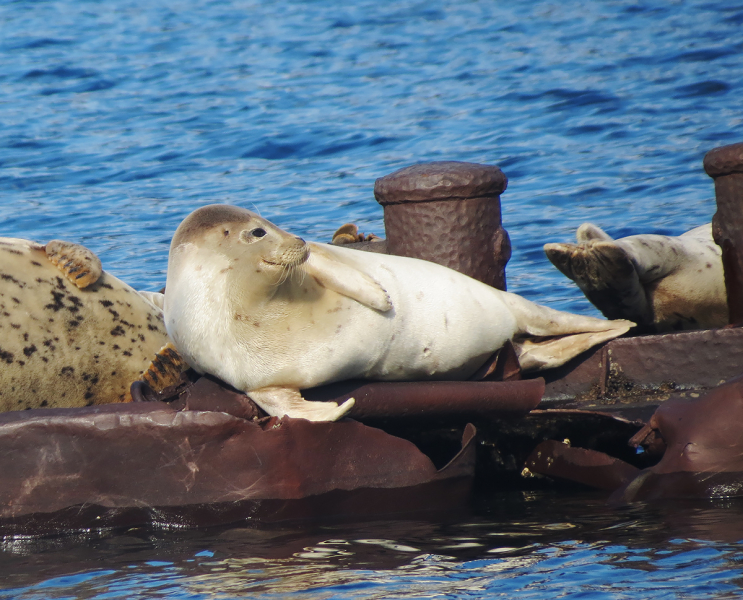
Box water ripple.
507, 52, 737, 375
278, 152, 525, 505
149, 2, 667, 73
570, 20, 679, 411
3, 494, 743, 599
0, 0, 742, 590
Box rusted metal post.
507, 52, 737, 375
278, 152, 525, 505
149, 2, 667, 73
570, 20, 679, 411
705, 142, 743, 323
374, 161, 511, 290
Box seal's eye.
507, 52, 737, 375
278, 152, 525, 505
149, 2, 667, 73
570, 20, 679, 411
223, 230, 230, 237
239, 228, 268, 243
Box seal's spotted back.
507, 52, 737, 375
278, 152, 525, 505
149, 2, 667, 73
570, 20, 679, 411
0, 237, 176, 411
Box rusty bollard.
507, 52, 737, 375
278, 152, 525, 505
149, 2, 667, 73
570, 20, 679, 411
374, 161, 511, 290
704, 142, 743, 323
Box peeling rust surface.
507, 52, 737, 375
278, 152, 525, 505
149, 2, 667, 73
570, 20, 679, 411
529, 373, 743, 502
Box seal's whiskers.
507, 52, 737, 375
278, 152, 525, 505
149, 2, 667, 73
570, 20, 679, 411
275, 263, 292, 286
293, 262, 307, 285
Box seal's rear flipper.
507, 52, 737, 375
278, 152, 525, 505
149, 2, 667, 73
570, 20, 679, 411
45, 240, 103, 289
248, 386, 355, 422
513, 328, 627, 372
305, 243, 392, 312
138, 290, 165, 310
498, 291, 633, 371
576, 223, 614, 243
138, 342, 190, 394
544, 240, 652, 324
499, 291, 634, 337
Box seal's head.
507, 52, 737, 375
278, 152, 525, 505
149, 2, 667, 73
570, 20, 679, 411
170, 204, 309, 277
164, 204, 320, 398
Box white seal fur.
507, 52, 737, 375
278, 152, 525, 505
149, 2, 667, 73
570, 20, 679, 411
164, 205, 633, 422
544, 223, 726, 331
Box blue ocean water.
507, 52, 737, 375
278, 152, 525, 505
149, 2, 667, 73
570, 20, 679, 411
1, 0, 743, 597
2, 0, 741, 311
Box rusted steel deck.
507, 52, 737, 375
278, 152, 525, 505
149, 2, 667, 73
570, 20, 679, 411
0, 395, 477, 534
4, 144, 743, 533
538, 327, 743, 408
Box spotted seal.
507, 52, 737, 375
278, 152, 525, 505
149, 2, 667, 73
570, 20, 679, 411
163, 205, 633, 422
544, 223, 726, 331
0, 237, 186, 411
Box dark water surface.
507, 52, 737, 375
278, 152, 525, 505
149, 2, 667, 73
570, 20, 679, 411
2, 0, 743, 597
4, 493, 743, 599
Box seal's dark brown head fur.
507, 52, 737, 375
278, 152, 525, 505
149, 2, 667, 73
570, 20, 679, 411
171, 204, 259, 249
171, 204, 308, 269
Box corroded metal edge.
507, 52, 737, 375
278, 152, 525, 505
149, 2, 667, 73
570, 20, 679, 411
534, 327, 743, 406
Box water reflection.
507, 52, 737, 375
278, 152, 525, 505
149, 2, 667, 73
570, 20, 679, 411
3, 492, 743, 598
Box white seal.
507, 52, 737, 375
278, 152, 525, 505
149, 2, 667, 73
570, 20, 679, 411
164, 205, 633, 421
0, 238, 185, 412
544, 223, 726, 331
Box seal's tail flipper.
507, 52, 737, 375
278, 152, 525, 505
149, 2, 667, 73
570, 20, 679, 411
513, 328, 627, 372
544, 239, 652, 324
498, 292, 633, 372
248, 386, 355, 422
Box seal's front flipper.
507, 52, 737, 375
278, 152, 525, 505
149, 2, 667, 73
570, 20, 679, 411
248, 386, 355, 422
306, 243, 392, 312
45, 240, 103, 289
138, 342, 190, 394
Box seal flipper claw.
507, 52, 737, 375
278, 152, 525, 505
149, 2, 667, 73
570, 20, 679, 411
138, 342, 190, 394
45, 239, 103, 289
248, 387, 355, 422
306, 242, 392, 312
